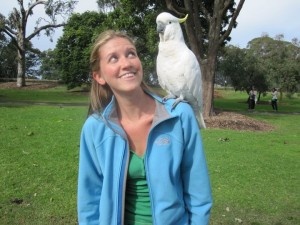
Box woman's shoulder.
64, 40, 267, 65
82, 113, 106, 131
163, 98, 195, 115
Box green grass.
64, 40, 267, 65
0, 105, 87, 224
202, 114, 299, 225
0, 85, 89, 104
0, 86, 299, 224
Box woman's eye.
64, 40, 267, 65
109, 56, 118, 63
128, 51, 137, 58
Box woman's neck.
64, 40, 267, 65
116, 90, 155, 123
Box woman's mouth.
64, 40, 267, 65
119, 72, 135, 79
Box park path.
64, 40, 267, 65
0, 100, 88, 107
1, 100, 299, 115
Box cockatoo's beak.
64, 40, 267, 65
156, 22, 165, 34
179, 14, 188, 23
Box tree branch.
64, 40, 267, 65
2, 25, 17, 36
1, 27, 17, 42
193, 0, 205, 58
165, 0, 188, 16
219, 0, 245, 44
1, 28, 23, 52
198, 0, 211, 20
25, 1, 48, 24
26, 23, 65, 41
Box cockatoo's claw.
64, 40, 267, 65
171, 98, 188, 110
163, 94, 177, 102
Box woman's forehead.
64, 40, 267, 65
99, 38, 136, 55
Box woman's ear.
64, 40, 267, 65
93, 72, 106, 85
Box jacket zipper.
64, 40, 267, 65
120, 141, 130, 225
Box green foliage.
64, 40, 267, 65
55, 12, 107, 89
218, 45, 268, 94
0, 37, 40, 79
39, 49, 61, 80
248, 36, 300, 94
219, 36, 300, 95
56, 0, 165, 88
0, 37, 17, 79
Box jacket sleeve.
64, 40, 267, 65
180, 105, 213, 225
77, 118, 103, 225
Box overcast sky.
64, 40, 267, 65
1, 0, 299, 51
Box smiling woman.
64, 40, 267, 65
93, 37, 143, 96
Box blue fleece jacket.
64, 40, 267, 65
78, 93, 212, 225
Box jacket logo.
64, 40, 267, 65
154, 136, 171, 145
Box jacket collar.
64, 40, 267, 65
102, 91, 173, 131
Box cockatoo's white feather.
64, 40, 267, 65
156, 12, 206, 128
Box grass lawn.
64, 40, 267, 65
0, 86, 299, 224
0, 85, 89, 104
0, 105, 87, 224
203, 114, 299, 225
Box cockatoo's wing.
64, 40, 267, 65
183, 49, 203, 111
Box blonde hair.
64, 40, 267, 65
88, 30, 150, 115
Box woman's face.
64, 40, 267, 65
93, 37, 143, 95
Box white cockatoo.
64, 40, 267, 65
156, 12, 206, 128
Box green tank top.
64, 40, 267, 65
124, 151, 152, 225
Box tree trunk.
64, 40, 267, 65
202, 56, 217, 117
16, 21, 26, 87
16, 48, 26, 87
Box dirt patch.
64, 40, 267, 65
0, 81, 59, 90
205, 111, 275, 131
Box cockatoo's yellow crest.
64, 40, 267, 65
179, 14, 188, 23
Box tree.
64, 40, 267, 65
0, 0, 76, 87
55, 0, 163, 88
0, 34, 18, 79
248, 35, 300, 96
218, 45, 268, 100
164, 0, 245, 117
55, 12, 107, 89
39, 49, 60, 80
96, 0, 121, 13
0, 32, 39, 80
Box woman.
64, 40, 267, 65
248, 87, 257, 110
77, 30, 212, 225
271, 88, 278, 111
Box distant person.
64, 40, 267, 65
248, 87, 257, 110
271, 88, 278, 111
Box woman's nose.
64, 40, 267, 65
120, 57, 132, 68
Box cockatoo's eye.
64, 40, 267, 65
169, 21, 172, 24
